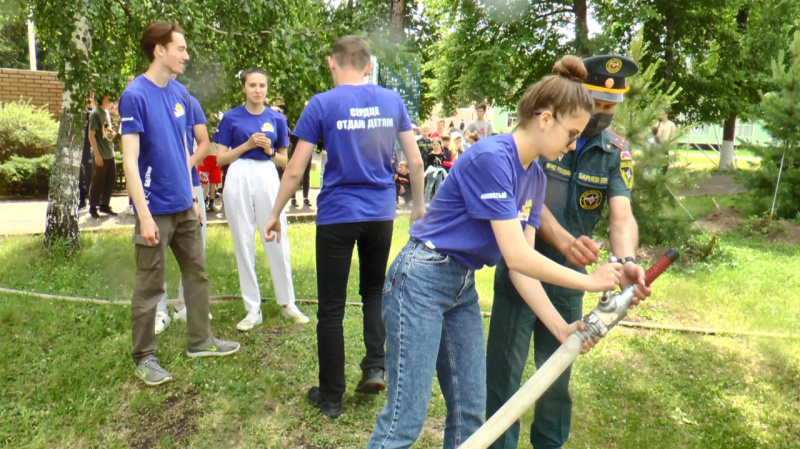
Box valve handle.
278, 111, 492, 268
644, 247, 679, 287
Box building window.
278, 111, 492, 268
507, 114, 517, 128
736, 123, 754, 137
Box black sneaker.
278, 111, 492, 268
290, 198, 299, 208
303, 199, 313, 208
78, 200, 87, 210
89, 206, 100, 219
99, 205, 118, 216
355, 368, 386, 394
206, 198, 218, 212
307, 387, 343, 418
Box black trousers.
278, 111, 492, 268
396, 185, 412, 204
78, 145, 93, 205
315, 220, 394, 403
293, 160, 312, 201
89, 157, 116, 208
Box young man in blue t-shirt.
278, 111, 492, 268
263, 35, 425, 418
119, 22, 239, 386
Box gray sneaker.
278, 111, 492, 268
187, 335, 241, 358
135, 356, 173, 386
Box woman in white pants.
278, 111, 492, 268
215, 67, 309, 330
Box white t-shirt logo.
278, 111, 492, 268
480, 192, 508, 200
174, 103, 185, 118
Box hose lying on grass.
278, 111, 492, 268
0, 286, 793, 339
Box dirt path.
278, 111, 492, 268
681, 174, 745, 197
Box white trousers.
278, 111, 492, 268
157, 185, 207, 313
224, 158, 295, 314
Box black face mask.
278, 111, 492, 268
581, 112, 615, 137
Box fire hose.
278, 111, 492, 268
459, 248, 680, 449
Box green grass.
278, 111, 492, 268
1, 217, 799, 448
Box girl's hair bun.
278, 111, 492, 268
552, 55, 587, 82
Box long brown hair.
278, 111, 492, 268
516, 56, 594, 129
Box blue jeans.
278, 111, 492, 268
424, 171, 445, 204
368, 239, 485, 449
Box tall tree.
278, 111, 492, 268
42, 14, 90, 251
424, 0, 580, 116
594, 0, 800, 170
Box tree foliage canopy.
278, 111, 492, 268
423, 0, 578, 116
29, 0, 340, 123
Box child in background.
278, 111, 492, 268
441, 135, 454, 172
198, 148, 221, 212
394, 161, 412, 208
424, 139, 447, 204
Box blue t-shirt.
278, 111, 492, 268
119, 76, 195, 214
213, 105, 289, 161
291, 84, 413, 225
186, 95, 206, 187
575, 136, 590, 157
409, 134, 547, 269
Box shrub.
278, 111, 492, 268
0, 154, 54, 197
737, 32, 800, 221
0, 99, 59, 163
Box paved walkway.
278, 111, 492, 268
0, 187, 321, 236
0, 173, 744, 236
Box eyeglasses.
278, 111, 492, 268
535, 112, 580, 145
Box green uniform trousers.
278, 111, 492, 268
486, 259, 584, 449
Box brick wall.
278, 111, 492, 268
0, 68, 64, 121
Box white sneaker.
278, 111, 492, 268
155, 311, 171, 335
236, 310, 263, 331
282, 303, 310, 324
173, 307, 212, 322
124, 204, 136, 216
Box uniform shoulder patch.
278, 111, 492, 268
606, 129, 630, 152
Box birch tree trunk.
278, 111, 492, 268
390, 0, 404, 44
43, 16, 89, 251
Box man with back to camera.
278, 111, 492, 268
262, 35, 425, 418
119, 22, 239, 386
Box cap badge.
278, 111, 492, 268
605, 78, 615, 89
606, 58, 622, 74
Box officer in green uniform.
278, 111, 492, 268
485, 55, 652, 449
